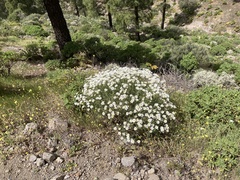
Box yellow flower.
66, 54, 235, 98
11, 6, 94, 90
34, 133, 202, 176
151, 65, 158, 70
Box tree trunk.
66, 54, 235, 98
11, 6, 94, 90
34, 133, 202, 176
161, 0, 167, 29
107, 5, 113, 29
134, 6, 141, 41
43, 0, 72, 52
72, 0, 80, 16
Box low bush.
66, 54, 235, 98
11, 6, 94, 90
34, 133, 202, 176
202, 123, 240, 172
45, 60, 60, 71
179, 0, 200, 15
22, 24, 49, 37
180, 52, 198, 72
185, 86, 240, 125
74, 65, 176, 144
192, 70, 237, 88
217, 61, 240, 84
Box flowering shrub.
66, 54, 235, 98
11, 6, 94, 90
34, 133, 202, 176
74, 65, 176, 144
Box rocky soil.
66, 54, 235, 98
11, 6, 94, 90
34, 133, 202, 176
0, 112, 218, 180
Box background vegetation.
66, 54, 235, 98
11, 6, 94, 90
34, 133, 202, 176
0, 0, 240, 179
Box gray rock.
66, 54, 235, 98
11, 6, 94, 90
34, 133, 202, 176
42, 152, 57, 162
48, 117, 68, 132
121, 156, 135, 167
148, 174, 160, 180
113, 173, 128, 180
36, 158, 45, 167
50, 175, 65, 180
55, 157, 64, 164
23, 122, 38, 135
29, 154, 37, 162
47, 138, 58, 148
50, 165, 55, 171
148, 168, 155, 175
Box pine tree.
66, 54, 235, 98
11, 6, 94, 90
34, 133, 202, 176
43, 0, 72, 55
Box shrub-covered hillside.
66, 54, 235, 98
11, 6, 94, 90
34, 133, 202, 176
0, 0, 240, 179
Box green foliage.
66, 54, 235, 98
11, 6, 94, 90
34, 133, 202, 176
179, 0, 200, 15
185, 86, 240, 125
61, 41, 81, 59
217, 61, 240, 84
22, 25, 49, 37
0, 51, 20, 75
210, 45, 227, 56
7, 8, 26, 22
45, 59, 60, 71
21, 13, 42, 26
180, 52, 198, 72
21, 42, 59, 62
47, 68, 95, 107
0, 20, 23, 36
169, 43, 210, 69
21, 43, 42, 61
203, 123, 240, 172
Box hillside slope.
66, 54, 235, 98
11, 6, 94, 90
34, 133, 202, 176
156, 0, 240, 34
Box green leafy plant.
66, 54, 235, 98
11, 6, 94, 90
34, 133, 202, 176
185, 86, 240, 125
74, 65, 176, 144
202, 123, 240, 172
179, 0, 200, 15
22, 24, 49, 37
217, 62, 240, 84
180, 52, 198, 72
0, 51, 20, 75
45, 59, 60, 71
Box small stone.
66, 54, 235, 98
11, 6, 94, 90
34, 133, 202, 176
23, 123, 38, 135
148, 168, 155, 175
42, 152, 57, 162
29, 154, 37, 162
48, 117, 68, 132
115, 157, 121, 163
140, 169, 146, 178
47, 138, 58, 148
64, 174, 70, 179
55, 157, 64, 164
104, 178, 113, 180
113, 173, 128, 180
50, 175, 65, 180
36, 158, 45, 167
148, 174, 160, 180
121, 156, 135, 167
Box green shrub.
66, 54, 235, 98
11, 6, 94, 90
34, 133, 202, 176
74, 65, 176, 144
22, 25, 48, 37
21, 43, 42, 61
179, 0, 200, 15
0, 51, 20, 75
217, 62, 240, 84
180, 52, 198, 72
210, 45, 227, 56
203, 123, 240, 172
45, 60, 60, 71
61, 41, 82, 59
185, 86, 240, 125
21, 13, 42, 26
8, 9, 26, 22
170, 43, 210, 69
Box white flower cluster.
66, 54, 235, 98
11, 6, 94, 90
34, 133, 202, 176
74, 65, 176, 144
192, 70, 237, 88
